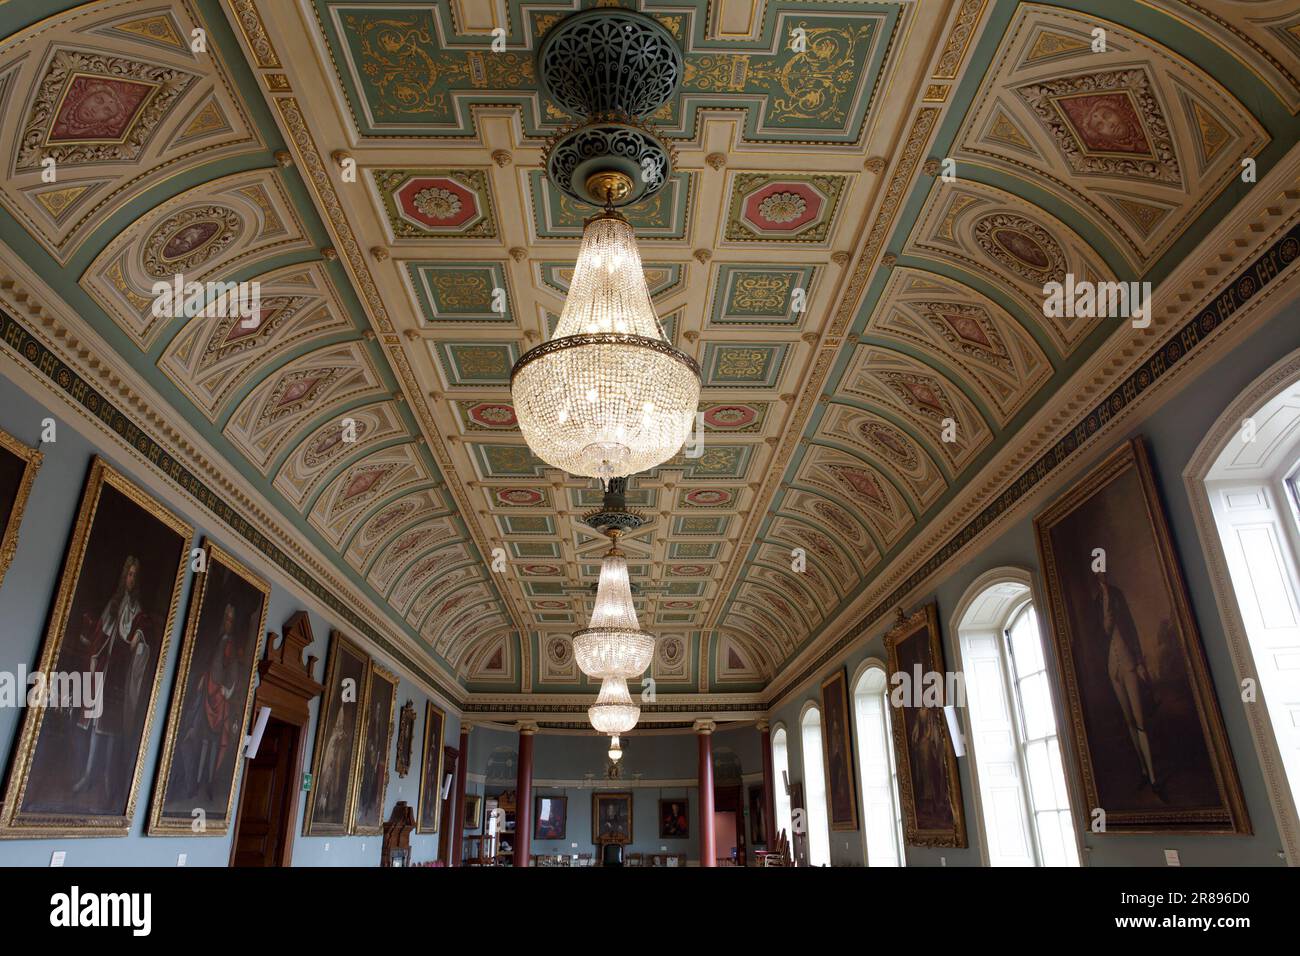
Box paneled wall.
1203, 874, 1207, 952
0, 373, 460, 866
768, 298, 1300, 867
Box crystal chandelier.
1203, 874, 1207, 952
588, 677, 640, 736
573, 536, 655, 680
510, 8, 698, 484
607, 735, 624, 762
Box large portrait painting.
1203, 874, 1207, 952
0, 426, 42, 591
1, 457, 191, 836
534, 794, 565, 839
351, 663, 397, 835
1034, 438, 1249, 833
592, 791, 632, 844
148, 540, 269, 835
885, 603, 967, 848
658, 798, 689, 838
820, 668, 859, 830
303, 633, 369, 836
415, 701, 446, 833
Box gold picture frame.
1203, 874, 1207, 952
0, 426, 42, 592
884, 603, 967, 848
1034, 438, 1250, 834
0, 456, 192, 837
415, 700, 446, 834
592, 790, 633, 844
147, 539, 270, 836
302, 632, 370, 836
350, 662, 398, 835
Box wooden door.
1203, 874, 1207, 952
231, 718, 299, 866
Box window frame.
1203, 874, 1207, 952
851, 658, 906, 867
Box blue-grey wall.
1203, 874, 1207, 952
0, 373, 459, 866
461, 725, 761, 862
770, 298, 1300, 867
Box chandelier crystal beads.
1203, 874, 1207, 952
511, 212, 699, 483
571, 542, 655, 680
587, 677, 640, 736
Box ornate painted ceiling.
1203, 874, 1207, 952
0, 0, 1296, 713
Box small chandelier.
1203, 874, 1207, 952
607, 735, 624, 762
572, 533, 655, 680
511, 8, 698, 484
588, 678, 640, 736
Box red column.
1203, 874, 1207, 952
757, 718, 776, 849
513, 722, 537, 867
450, 722, 471, 866
695, 719, 716, 867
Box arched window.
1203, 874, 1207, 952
1188, 362, 1300, 860
853, 662, 905, 866
800, 705, 831, 866
954, 571, 1079, 866
771, 726, 793, 846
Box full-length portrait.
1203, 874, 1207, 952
885, 603, 967, 848
1, 458, 190, 836
303, 633, 369, 836
149, 540, 269, 835
1035, 438, 1249, 833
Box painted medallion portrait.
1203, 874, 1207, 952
149, 540, 269, 835
303, 633, 369, 836
1035, 438, 1248, 833
1, 458, 191, 836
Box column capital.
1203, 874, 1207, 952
755, 718, 770, 733
459, 721, 475, 735
518, 720, 539, 736
693, 718, 717, 735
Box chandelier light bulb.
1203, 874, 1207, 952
510, 213, 700, 484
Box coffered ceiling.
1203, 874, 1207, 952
0, 0, 1296, 711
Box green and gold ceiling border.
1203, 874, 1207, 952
312, 0, 902, 145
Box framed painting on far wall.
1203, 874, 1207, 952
463, 793, 482, 830
147, 539, 269, 835
303, 633, 370, 836
534, 794, 565, 839
415, 701, 446, 833
885, 603, 967, 848
350, 663, 398, 835
820, 668, 859, 831
0, 457, 191, 836
0, 426, 41, 591
592, 791, 632, 844
658, 798, 689, 838
1034, 438, 1249, 834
